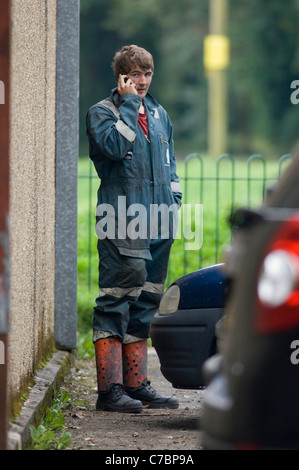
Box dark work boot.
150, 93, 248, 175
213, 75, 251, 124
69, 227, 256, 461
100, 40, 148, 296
123, 339, 179, 409
96, 384, 143, 413
125, 379, 179, 409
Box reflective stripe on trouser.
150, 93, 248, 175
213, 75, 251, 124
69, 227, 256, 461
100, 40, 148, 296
122, 339, 148, 388
93, 237, 173, 341
94, 337, 123, 392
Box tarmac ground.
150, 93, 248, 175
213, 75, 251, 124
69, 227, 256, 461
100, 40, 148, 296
62, 347, 204, 451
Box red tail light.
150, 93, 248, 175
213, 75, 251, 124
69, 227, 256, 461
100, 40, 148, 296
255, 214, 299, 333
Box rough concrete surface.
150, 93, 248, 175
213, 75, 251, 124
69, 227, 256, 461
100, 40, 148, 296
9, 0, 57, 397
62, 348, 204, 451
8, 350, 73, 450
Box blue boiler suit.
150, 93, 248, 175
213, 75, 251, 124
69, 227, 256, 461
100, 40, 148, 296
86, 88, 182, 343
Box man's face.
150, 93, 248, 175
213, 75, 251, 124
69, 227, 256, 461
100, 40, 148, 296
126, 66, 153, 99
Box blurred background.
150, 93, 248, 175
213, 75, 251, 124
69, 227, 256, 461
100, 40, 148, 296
79, 0, 299, 159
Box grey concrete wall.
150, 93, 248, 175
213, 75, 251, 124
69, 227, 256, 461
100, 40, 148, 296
8, 0, 57, 398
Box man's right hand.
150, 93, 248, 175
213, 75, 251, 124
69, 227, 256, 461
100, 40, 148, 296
117, 74, 138, 96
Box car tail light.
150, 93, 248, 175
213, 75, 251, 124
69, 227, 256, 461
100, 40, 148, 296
256, 214, 299, 333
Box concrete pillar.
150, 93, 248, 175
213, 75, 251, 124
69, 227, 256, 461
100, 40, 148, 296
55, 0, 80, 350
0, 0, 10, 450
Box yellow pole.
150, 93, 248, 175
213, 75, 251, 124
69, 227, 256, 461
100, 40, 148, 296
205, 0, 229, 157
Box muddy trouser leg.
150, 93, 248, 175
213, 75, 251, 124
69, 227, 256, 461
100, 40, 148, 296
122, 238, 179, 409
125, 237, 173, 341
93, 239, 147, 342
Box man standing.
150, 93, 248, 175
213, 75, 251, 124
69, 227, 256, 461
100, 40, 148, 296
86, 45, 182, 413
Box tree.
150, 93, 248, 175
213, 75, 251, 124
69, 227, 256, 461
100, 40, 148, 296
228, 0, 299, 155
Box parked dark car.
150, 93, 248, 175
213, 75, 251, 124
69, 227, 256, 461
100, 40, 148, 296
150, 263, 227, 389
201, 154, 299, 450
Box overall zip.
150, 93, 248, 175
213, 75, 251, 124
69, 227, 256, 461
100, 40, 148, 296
160, 136, 169, 145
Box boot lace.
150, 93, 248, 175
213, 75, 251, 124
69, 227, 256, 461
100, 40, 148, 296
111, 383, 126, 399
142, 380, 156, 397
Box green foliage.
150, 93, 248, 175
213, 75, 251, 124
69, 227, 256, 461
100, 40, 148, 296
28, 392, 72, 450
77, 331, 94, 359
228, 0, 299, 154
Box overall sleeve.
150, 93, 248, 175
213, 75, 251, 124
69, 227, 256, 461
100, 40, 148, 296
86, 94, 142, 161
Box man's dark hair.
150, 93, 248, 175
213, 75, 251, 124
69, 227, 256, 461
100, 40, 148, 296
112, 45, 154, 78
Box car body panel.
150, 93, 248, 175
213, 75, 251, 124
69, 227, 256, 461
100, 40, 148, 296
150, 264, 227, 389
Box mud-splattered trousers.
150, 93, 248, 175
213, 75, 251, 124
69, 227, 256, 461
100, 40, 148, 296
86, 88, 182, 344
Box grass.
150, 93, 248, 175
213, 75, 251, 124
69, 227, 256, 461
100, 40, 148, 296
27, 391, 72, 450
77, 153, 292, 357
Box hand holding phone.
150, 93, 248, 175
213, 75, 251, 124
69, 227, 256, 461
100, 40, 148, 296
117, 74, 138, 96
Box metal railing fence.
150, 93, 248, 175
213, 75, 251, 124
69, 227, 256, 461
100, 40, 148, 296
78, 153, 292, 290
